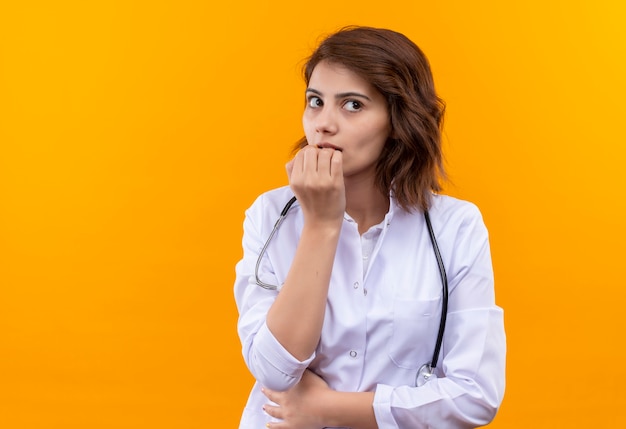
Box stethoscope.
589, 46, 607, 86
254, 196, 448, 387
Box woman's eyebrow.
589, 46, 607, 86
306, 87, 372, 101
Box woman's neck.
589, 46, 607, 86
344, 177, 389, 235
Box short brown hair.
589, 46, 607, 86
294, 26, 446, 212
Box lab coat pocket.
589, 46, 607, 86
388, 297, 440, 369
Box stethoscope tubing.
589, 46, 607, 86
423, 211, 448, 371
254, 196, 297, 291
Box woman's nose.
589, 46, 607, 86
314, 107, 338, 134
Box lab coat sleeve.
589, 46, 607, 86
372, 203, 506, 428
234, 194, 314, 391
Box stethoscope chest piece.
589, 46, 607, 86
416, 363, 437, 387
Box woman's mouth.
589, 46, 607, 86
316, 143, 343, 152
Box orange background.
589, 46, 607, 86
1, 1, 625, 427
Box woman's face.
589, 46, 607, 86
303, 60, 391, 181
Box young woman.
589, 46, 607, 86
234, 26, 506, 429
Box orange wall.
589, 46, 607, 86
1, 1, 625, 427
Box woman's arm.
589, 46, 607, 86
263, 370, 378, 429
265, 146, 345, 361
235, 147, 346, 390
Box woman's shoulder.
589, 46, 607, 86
246, 185, 297, 217
427, 193, 486, 229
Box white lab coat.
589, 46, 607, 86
234, 185, 506, 428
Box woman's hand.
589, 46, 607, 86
286, 146, 345, 229
262, 369, 333, 429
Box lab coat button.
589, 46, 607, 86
353, 281, 359, 289
349, 350, 357, 358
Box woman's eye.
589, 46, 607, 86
344, 100, 362, 112
307, 96, 323, 108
